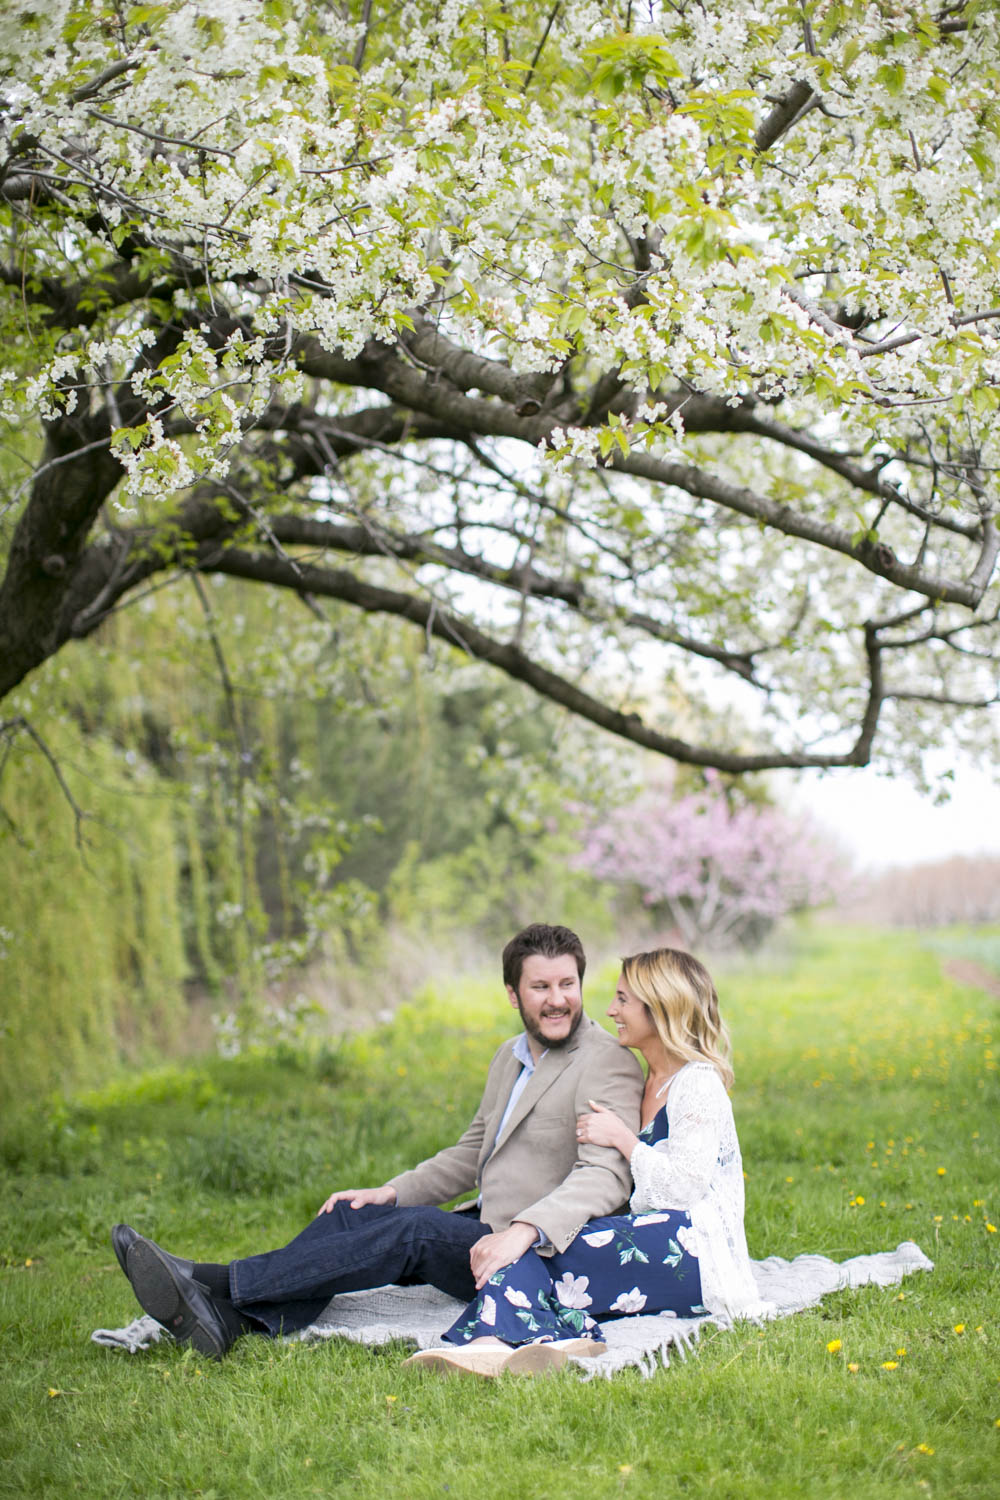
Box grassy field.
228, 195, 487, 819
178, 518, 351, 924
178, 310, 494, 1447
1, 925, 997, 1499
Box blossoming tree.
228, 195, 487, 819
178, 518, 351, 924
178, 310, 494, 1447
578, 780, 846, 948
1, 0, 998, 778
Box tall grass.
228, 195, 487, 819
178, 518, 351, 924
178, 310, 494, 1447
1, 927, 997, 1499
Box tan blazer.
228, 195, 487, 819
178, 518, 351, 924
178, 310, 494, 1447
387, 1014, 644, 1253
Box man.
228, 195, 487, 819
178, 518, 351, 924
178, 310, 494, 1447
113, 923, 643, 1357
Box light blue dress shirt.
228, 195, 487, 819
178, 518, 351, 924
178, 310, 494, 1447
491, 1032, 541, 1148
481, 1032, 550, 1247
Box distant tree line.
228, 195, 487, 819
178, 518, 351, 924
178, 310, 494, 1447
843, 856, 1000, 929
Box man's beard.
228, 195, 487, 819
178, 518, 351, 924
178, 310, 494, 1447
517, 999, 583, 1050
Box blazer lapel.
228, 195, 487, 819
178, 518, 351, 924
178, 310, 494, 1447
493, 1020, 590, 1148
480, 1041, 529, 1150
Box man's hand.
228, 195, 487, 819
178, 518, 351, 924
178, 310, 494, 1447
469, 1221, 539, 1290
576, 1100, 639, 1159
316, 1184, 398, 1216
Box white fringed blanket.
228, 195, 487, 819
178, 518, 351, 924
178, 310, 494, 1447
92, 1240, 933, 1377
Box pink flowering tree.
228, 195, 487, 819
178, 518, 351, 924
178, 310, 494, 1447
579, 782, 847, 951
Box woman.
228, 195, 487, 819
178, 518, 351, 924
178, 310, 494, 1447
407, 947, 767, 1376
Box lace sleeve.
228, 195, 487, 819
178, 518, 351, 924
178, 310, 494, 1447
629, 1064, 728, 1213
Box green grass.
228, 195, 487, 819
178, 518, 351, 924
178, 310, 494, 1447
1, 927, 998, 1499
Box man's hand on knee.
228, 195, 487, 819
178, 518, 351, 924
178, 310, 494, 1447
316, 1185, 398, 1216
469, 1221, 539, 1290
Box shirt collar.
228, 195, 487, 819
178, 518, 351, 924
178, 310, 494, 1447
512, 1031, 543, 1070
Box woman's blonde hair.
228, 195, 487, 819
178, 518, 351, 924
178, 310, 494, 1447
620, 948, 734, 1091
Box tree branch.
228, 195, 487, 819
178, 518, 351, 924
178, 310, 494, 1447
70, 55, 142, 104
191, 545, 883, 772
0, 715, 90, 847
613, 449, 994, 609
296, 337, 997, 606
263, 513, 764, 682
886, 688, 999, 708
755, 80, 817, 153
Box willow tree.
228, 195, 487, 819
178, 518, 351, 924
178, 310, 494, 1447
1, 0, 998, 779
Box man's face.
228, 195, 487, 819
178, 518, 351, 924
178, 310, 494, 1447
508, 952, 584, 1055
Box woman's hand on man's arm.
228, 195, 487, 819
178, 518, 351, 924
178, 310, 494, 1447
576, 1100, 640, 1160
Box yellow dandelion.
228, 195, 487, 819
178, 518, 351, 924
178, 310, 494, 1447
826, 1338, 842, 1354
847, 1362, 859, 1373
933, 1215, 942, 1223
619, 1465, 634, 1475
954, 1324, 965, 1334
987, 1223, 997, 1233
856, 1195, 865, 1206
896, 1348, 906, 1357
915, 1443, 935, 1455
937, 1167, 946, 1176
881, 1361, 899, 1370
785, 1176, 794, 1183
973, 1199, 983, 1207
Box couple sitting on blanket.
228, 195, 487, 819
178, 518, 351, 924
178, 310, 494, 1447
112, 922, 763, 1376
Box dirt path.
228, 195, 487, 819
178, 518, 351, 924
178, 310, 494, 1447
942, 958, 1000, 999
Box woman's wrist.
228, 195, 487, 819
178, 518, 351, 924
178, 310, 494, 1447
616, 1124, 640, 1159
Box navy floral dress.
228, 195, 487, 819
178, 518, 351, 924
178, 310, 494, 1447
443, 1105, 708, 1346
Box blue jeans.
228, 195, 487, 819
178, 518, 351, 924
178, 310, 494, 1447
228, 1202, 485, 1335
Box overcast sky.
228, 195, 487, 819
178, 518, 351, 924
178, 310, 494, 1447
789, 757, 1000, 872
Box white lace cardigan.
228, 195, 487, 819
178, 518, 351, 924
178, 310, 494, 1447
629, 1060, 772, 1319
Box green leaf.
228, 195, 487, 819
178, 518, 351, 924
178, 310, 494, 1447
875, 62, 906, 97
968, 143, 995, 181
111, 424, 149, 452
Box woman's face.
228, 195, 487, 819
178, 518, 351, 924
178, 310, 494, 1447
607, 973, 658, 1051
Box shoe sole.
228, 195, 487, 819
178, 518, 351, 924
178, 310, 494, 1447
504, 1344, 565, 1375
505, 1339, 606, 1375
402, 1348, 510, 1378
111, 1224, 135, 1278
127, 1240, 227, 1359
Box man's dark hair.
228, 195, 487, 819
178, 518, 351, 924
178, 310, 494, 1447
502, 924, 586, 993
